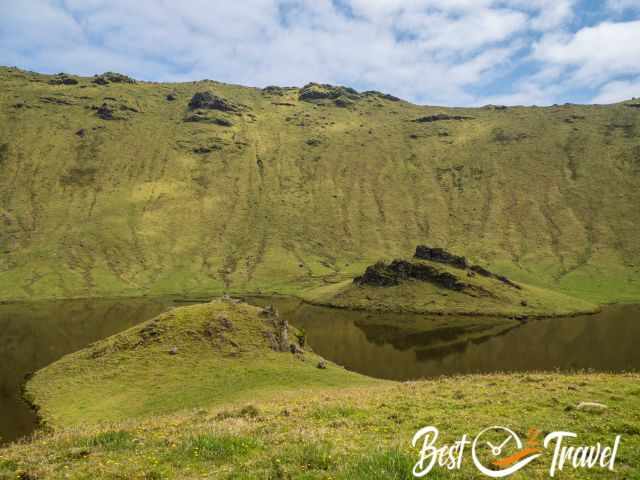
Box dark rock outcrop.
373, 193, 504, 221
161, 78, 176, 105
93, 72, 137, 85
495, 274, 521, 289
355, 245, 521, 292
355, 259, 467, 291
470, 265, 492, 277
415, 245, 520, 289
299, 83, 359, 101
355, 261, 400, 287
262, 86, 291, 96
261, 306, 290, 352
212, 118, 233, 127
48, 73, 78, 85
184, 113, 233, 126
192, 145, 222, 154
414, 114, 473, 123
363, 91, 402, 102
298, 83, 361, 107
95, 103, 115, 120
414, 246, 468, 269
188, 91, 239, 112
482, 104, 507, 111
0, 143, 8, 166
297, 83, 401, 107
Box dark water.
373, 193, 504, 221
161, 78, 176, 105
1, 297, 639, 445
283, 302, 640, 380
253, 299, 640, 380
0, 298, 174, 445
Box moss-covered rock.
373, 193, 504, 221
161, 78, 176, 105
47, 73, 79, 85
298, 83, 361, 107
188, 91, 239, 112
92, 71, 137, 85
413, 113, 473, 122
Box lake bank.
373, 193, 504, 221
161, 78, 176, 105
2, 297, 639, 446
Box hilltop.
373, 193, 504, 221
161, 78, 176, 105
0, 67, 640, 303
302, 246, 599, 316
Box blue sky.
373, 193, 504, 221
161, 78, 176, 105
1, 0, 639, 106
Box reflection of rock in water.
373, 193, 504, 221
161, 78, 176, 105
280, 302, 640, 381
414, 323, 522, 362
355, 322, 496, 350
354, 318, 520, 363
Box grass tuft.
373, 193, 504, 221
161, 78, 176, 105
297, 441, 335, 471
341, 449, 416, 480
310, 405, 359, 421
82, 430, 134, 450
179, 434, 257, 463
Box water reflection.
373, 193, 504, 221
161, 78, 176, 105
283, 303, 640, 380
0, 298, 172, 444
1, 295, 638, 445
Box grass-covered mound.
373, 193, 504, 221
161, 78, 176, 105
303, 246, 599, 317
4, 372, 639, 479
25, 300, 375, 428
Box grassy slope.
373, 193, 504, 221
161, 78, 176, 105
1, 67, 640, 303
25, 301, 375, 428
3, 373, 638, 479
302, 260, 600, 316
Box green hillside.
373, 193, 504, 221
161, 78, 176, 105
1, 67, 640, 303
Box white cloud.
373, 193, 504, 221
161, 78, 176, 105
473, 81, 560, 106
504, 0, 576, 30
0, 0, 635, 106
533, 20, 640, 85
396, 8, 527, 53
592, 77, 640, 104
1, 0, 534, 105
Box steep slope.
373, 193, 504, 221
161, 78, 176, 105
1, 67, 640, 302
302, 246, 599, 316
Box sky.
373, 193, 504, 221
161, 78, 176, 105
1, 0, 640, 106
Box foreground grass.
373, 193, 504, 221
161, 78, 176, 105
3, 372, 639, 479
